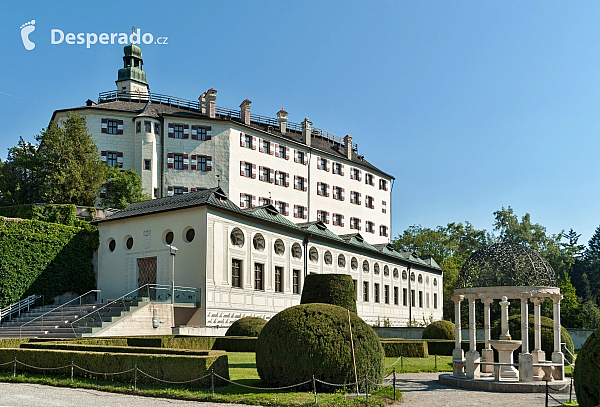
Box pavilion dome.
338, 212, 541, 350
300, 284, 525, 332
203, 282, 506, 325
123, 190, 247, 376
456, 242, 557, 289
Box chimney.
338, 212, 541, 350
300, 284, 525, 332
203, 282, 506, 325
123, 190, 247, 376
302, 118, 312, 147
198, 92, 207, 115
206, 88, 217, 118
277, 109, 288, 134
240, 99, 252, 125
344, 134, 353, 160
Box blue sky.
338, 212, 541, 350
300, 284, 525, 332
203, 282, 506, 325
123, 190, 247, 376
1, 1, 599, 246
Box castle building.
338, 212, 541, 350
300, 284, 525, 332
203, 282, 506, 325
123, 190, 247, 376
51, 45, 393, 245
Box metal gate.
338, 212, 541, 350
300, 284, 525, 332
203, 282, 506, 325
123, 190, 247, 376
137, 256, 157, 287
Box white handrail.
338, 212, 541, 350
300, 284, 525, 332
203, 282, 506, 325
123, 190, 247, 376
0, 295, 40, 322
20, 290, 100, 328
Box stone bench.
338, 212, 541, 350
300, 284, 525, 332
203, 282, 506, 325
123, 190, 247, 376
452, 359, 466, 377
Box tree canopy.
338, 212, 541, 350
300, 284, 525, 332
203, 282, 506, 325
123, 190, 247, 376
101, 166, 149, 209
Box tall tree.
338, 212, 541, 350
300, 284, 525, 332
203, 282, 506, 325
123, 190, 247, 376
101, 167, 150, 209
36, 113, 106, 206
0, 138, 41, 205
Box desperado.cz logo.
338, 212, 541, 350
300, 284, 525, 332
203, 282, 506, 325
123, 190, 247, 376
20, 22, 168, 51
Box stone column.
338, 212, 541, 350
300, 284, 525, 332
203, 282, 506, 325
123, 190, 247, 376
531, 297, 545, 379
551, 293, 564, 380
499, 296, 511, 340
465, 294, 480, 379
518, 293, 532, 382
480, 297, 494, 373
451, 295, 465, 377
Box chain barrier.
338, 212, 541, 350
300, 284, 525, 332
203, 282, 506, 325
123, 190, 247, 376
136, 368, 211, 385
15, 360, 71, 371
213, 372, 311, 390
73, 365, 135, 376
0, 360, 16, 367
385, 356, 403, 368
314, 377, 360, 388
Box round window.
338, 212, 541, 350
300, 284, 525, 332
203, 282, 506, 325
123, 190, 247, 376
363, 260, 369, 274
126, 236, 133, 250
351, 257, 358, 271
393, 268, 399, 279
253, 234, 265, 251
309, 247, 319, 263
274, 239, 285, 256
185, 228, 195, 243
374, 263, 380, 275
230, 228, 244, 247
165, 231, 174, 245
338, 254, 346, 268
108, 239, 116, 252
418, 274, 423, 284
410, 273, 416, 282
402, 270, 407, 281
384, 265, 390, 277
324, 251, 332, 265
292, 243, 302, 259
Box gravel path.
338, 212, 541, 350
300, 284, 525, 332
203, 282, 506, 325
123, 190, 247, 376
394, 372, 575, 407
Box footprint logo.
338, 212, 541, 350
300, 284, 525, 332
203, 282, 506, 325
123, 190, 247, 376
20, 20, 36, 51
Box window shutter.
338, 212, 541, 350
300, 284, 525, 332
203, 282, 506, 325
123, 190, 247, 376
191, 187, 197, 192
117, 120, 123, 134
167, 152, 174, 169
259, 197, 263, 206
294, 175, 298, 190
326, 184, 330, 197
350, 169, 354, 180
191, 154, 197, 170
240, 161, 245, 176
206, 126, 212, 140
240, 133, 245, 147
325, 211, 330, 224
274, 171, 279, 186
259, 138, 263, 153
251, 164, 256, 179
167, 186, 174, 197
303, 206, 308, 220
341, 164, 344, 176
117, 152, 123, 168
240, 194, 245, 208
252, 195, 256, 207
183, 124, 189, 139
294, 149, 298, 163
285, 173, 289, 187
270, 168, 274, 183
341, 215, 344, 227
350, 218, 354, 229
270, 142, 275, 155
168, 123, 174, 138
259, 166, 264, 181
350, 192, 355, 204
101, 118, 108, 133
303, 178, 307, 192
358, 170, 362, 181
303, 153, 308, 165
285, 147, 290, 160
317, 182, 321, 195
252, 136, 256, 150
183, 154, 189, 170
285, 203, 289, 216
183, 187, 189, 194
101, 151, 107, 162
191, 125, 197, 140
326, 159, 330, 172
341, 188, 345, 201
294, 205, 298, 218
275, 144, 280, 158
206, 156, 212, 171
358, 220, 362, 231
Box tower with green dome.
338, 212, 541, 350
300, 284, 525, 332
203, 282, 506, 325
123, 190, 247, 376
116, 43, 149, 94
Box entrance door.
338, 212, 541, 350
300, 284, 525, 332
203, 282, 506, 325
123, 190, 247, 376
137, 256, 157, 288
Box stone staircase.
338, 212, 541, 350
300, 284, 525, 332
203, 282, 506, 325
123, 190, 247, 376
0, 298, 150, 338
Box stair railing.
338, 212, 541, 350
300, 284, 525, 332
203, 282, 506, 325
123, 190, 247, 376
0, 295, 41, 323
19, 290, 101, 339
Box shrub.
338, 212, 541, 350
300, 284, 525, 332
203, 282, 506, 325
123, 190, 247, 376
425, 340, 486, 356
300, 274, 357, 312
422, 320, 455, 340
0, 204, 77, 226
575, 327, 600, 407
225, 317, 267, 337
256, 303, 383, 389
491, 314, 575, 363
380, 340, 428, 357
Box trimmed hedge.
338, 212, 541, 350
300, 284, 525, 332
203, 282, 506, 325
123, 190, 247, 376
574, 327, 600, 407
0, 347, 228, 387
256, 303, 384, 389
300, 274, 357, 312
225, 317, 266, 337
491, 315, 575, 363
19, 342, 216, 356
422, 320, 455, 340
380, 340, 428, 357
0, 204, 77, 226
425, 340, 486, 356
0, 217, 97, 307
126, 335, 258, 352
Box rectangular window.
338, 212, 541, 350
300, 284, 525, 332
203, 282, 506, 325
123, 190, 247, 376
244, 163, 252, 177
244, 194, 252, 208
319, 157, 327, 170
374, 283, 380, 303
198, 127, 207, 141
333, 186, 343, 200
365, 221, 375, 234
419, 291, 423, 308
333, 214, 343, 226
403, 288, 408, 306
262, 167, 271, 182
278, 201, 286, 215
275, 266, 283, 293
107, 119, 118, 135
145, 121, 151, 133
384, 285, 390, 304
317, 210, 328, 223
394, 287, 399, 305
365, 173, 374, 186
244, 134, 252, 148
262, 140, 270, 154
154, 123, 160, 135
365, 195, 374, 209
297, 151, 305, 164
351, 217, 360, 230
318, 183, 327, 196
278, 171, 286, 186
434, 293, 438, 309
411, 289, 416, 307
379, 179, 388, 190
293, 269, 301, 294
382, 201, 387, 214
363, 282, 369, 302
262, 197, 271, 206
174, 186, 183, 195
352, 168, 360, 180
174, 125, 184, 139
278, 145, 286, 158
232, 259, 242, 288
295, 205, 306, 219
295, 176, 306, 191
144, 159, 151, 170
107, 152, 118, 167
136, 122, 141, 133
197, 156, 207, 171
174, 154, 183, 170
350, 191, 361, 205
254, 263, 264, 290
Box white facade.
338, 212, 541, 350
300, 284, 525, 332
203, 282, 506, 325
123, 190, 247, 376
96, 189, 443, 328
52, 46, 393, 244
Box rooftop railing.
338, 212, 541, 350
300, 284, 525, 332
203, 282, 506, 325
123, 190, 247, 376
98, 90, 358, 152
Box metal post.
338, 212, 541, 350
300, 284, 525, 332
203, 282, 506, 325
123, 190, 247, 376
71, 361, 74, 382
569, 375, 573, 403
365, 375, 369, 405
545, 380, 548, 407
13, 357, 16, 377
134, 364, 137, 391
211, 369, 214, 397
401, 356, 403, 371
393, 369, 396, 401
312, 375, 317, 405
171, 247, 175, 304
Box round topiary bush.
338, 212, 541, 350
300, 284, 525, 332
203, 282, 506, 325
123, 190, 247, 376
300, 273, 357, 312
574, 327, 600, 407
225, 317, 267, 337
491, 314, 575, 363
422, 320, 455, 340
256, 303, 383, 389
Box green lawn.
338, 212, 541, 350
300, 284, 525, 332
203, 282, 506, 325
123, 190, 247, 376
385, 355, 453, 375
